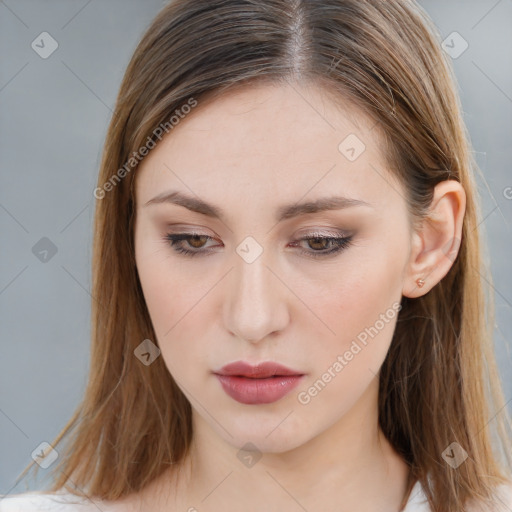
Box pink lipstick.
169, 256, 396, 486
213, 361, 305, 404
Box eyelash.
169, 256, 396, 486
163, 232, 353, 259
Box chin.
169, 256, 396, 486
215, 414, 312, 453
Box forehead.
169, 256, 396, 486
134, 82, 399, 212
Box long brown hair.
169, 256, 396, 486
17, 1, 512, 510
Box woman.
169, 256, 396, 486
2, 0, 512, 511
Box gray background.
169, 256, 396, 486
1, 0, 511, 494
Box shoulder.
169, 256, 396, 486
0, 491, 120, 512
490, 481, 512, 511
403, 480, 512, 512
402, 480, 430, 511
468, 481, 512, 512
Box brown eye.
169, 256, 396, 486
187, 234, 209, 248
307, 237, 332, 251
164, 232, 353, 259
290, 234, 354, 259
163, 233, 218, 257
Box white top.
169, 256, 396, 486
1, 479, 511, 511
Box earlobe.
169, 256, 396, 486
402, 180, 466, 298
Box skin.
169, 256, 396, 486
127, 82, 465, 512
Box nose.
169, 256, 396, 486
223, 249, 290, 344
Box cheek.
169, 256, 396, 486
135, 224, 201, 325
136, 263, 202, 383
134, 233, 216, 379
296, 248, 404, 341
290, 236, 407, 390
293, 252, 403, 420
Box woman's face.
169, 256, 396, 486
134, 82, 412, 452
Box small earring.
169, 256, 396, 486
416, 278, 425, 288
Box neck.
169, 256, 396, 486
141, 378, 411, 512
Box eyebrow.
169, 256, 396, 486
143, 190, 372, 222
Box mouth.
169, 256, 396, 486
213, 360, 305, 404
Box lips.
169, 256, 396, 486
213, 361, 305, 405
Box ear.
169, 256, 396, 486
402, 180, 466, 298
